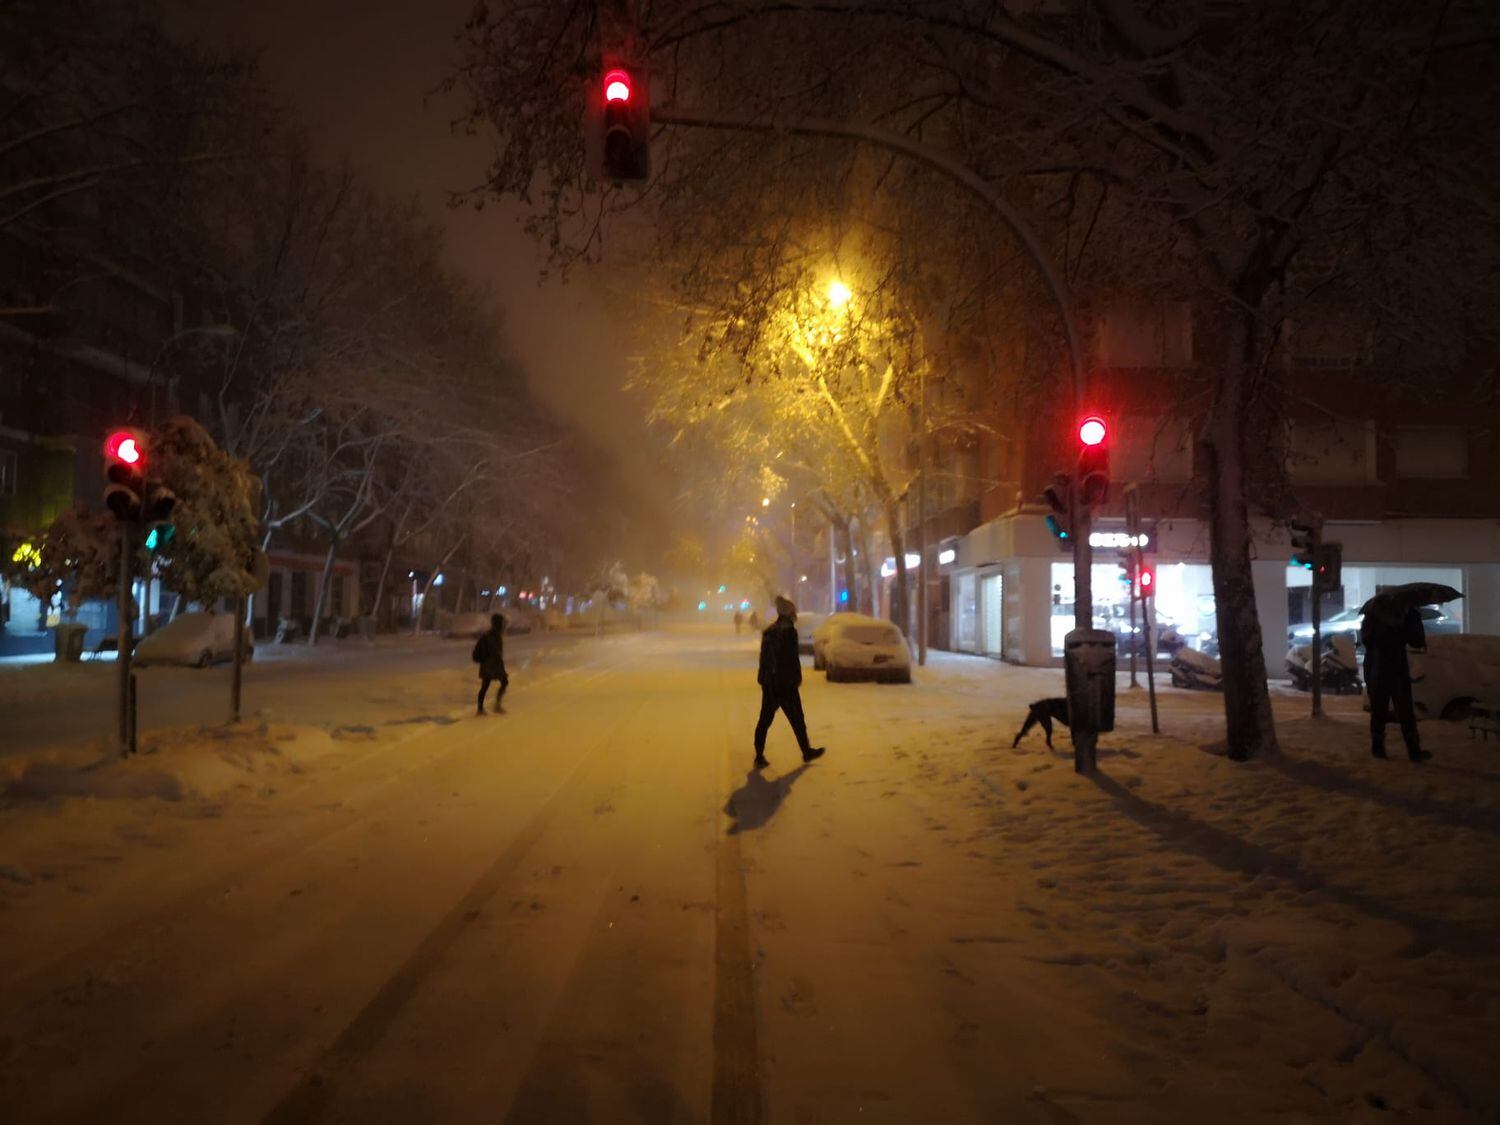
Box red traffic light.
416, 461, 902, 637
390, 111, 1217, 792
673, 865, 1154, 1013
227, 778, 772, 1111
604, 69, 631, 103
1078, 416, 1107, 446
105, 430, 143, 465
1139, 566, 1154, 592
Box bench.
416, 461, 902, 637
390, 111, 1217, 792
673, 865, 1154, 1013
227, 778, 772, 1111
1469, 700, 1500, 742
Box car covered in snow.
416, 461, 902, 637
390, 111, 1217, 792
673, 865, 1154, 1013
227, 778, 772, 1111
821, 616, 912, 683
134, 612, 252, 668
811, 612, 877, 670
443, 610, 534, 638
1406, 634, 1500, 720
795, 612, 827, 654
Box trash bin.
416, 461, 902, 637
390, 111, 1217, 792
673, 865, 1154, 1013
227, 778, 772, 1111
1064, 627, 1117, 734
54, 622, 88, 663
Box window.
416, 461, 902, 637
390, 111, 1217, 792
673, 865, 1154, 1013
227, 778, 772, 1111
1098, 302, 1193, 368
0, 449, 15, 497
1394, 428, 1467, 479
1286, 420, 1377, 484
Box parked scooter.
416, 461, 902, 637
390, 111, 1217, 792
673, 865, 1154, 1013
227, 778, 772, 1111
1170, 645, 1223, 690
1286, 634, 1363, 694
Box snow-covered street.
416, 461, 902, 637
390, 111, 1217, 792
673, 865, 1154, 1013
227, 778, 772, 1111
2, 626, 1498, 1123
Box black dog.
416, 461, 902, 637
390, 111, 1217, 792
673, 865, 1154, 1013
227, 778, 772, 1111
1012, 697, 1069, 748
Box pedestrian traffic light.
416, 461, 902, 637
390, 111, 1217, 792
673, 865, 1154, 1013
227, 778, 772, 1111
595, 63, 650, 182
1290, 515, 1322, 568
144, 480, 175, 526
1313, 542, 1341, 593
1076, 416, 1109, 506
1118, 555, 1134, 588
1042, 473, 1071, 541
103, 428, 146, 521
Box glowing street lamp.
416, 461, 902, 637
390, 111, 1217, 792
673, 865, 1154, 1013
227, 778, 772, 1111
761, 497, 771, 507
826, 279, 851, 308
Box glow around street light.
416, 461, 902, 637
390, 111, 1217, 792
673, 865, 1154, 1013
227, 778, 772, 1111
827, 279, 852, 308
761, 497, 771, 507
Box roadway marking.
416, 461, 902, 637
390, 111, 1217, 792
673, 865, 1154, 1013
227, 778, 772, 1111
711, 667, 763, 1125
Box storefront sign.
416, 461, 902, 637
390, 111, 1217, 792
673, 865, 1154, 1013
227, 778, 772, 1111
1089, 531, 1150, 550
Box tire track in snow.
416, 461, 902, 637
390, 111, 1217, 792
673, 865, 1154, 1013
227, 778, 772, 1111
712, 665, 763, 1125
262, 672, 651, 1125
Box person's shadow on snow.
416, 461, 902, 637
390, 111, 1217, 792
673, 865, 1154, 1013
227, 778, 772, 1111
724, 764, 810, 835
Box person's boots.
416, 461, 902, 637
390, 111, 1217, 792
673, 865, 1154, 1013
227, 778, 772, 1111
802, 746, 825, 763
1371, 741, 1388, 759
753, 752, 769, 769
1406, 742, 1432, 763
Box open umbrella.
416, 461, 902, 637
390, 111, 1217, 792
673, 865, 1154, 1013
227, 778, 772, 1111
1359, 582, 1463, 626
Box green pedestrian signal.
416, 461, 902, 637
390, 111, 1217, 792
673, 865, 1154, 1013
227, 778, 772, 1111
145, 524, 175, 551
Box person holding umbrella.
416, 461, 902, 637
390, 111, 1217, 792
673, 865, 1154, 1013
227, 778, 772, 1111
1359, 583, 1459, 763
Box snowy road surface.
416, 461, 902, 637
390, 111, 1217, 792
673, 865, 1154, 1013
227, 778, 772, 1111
0, 631, 587, 755
2, 627, 1498, 1122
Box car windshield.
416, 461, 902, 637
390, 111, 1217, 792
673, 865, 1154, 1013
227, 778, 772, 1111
842, 625, 899, 645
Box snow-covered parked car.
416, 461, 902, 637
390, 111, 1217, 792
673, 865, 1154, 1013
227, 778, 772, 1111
134, 612, 252, 668
795, 612, 827, 654
1406, 634, 1500, 720
441, 612, 492, 639
823, 617, 912, 683
811, 612, 879, 670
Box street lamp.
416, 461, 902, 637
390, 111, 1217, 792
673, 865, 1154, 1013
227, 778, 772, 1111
827, 279, 851, 308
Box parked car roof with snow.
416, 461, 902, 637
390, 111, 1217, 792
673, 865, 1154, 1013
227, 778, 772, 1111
134, 612, 252, 669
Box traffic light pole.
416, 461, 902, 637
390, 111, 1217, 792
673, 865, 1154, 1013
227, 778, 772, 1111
1311, 564, 1323, 719
117, 523, 134, 757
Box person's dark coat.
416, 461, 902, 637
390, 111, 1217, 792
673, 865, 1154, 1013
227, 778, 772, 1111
1361, 608, 1425, 683
757, 616, 802, 690
472, 628, 506, 679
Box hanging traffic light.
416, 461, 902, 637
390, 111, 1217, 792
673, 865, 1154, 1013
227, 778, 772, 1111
103, 428, 147, 521
1290, 515, 1322, 569
596, 63, 650, 182
1076, 415, 1109, 506
1042, 472, 1071, 542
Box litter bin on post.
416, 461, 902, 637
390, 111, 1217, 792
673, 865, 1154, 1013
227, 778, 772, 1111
54, 622, 88, 663
1064, 627, 1117, 774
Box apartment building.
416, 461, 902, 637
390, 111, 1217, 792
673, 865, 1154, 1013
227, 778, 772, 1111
912, 303, 1500, 671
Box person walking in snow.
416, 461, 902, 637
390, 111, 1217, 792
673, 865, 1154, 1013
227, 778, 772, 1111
473, 614, 509, 716
1360, 607, 1430, 762
733, 609, 743, 635
753, 596, 824, 768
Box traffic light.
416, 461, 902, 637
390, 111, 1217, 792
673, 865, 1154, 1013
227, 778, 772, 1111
1313, 542, 1341, 593
597, 63, 650, 182
144, 480, 175, 540
1117, 555, 1135, 589
1076, 415, 1109, 506
1138, 561, 1155, 597
1042, 473, 1071, 541
103, 428, 146, 521
1290, 515, 1322, 569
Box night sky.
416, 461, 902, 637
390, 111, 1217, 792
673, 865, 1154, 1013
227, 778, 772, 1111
168, 0, 676, 560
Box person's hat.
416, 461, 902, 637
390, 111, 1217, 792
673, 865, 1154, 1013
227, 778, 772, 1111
774, 596, 796, 618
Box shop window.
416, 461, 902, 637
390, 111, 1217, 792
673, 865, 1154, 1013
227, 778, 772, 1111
1053, 560, 1217, 658
1394, 428, 1466, 479
981, 574, 1003, 657
956, 574, 977, 652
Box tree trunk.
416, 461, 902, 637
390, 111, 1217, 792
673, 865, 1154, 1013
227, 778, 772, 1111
1204, 309, 1279, 761
307, 537, 339, 646
883, 500, 910, 636
856, 519, 879, 615
371, 544, 396, 634
835, 517, 856, 610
